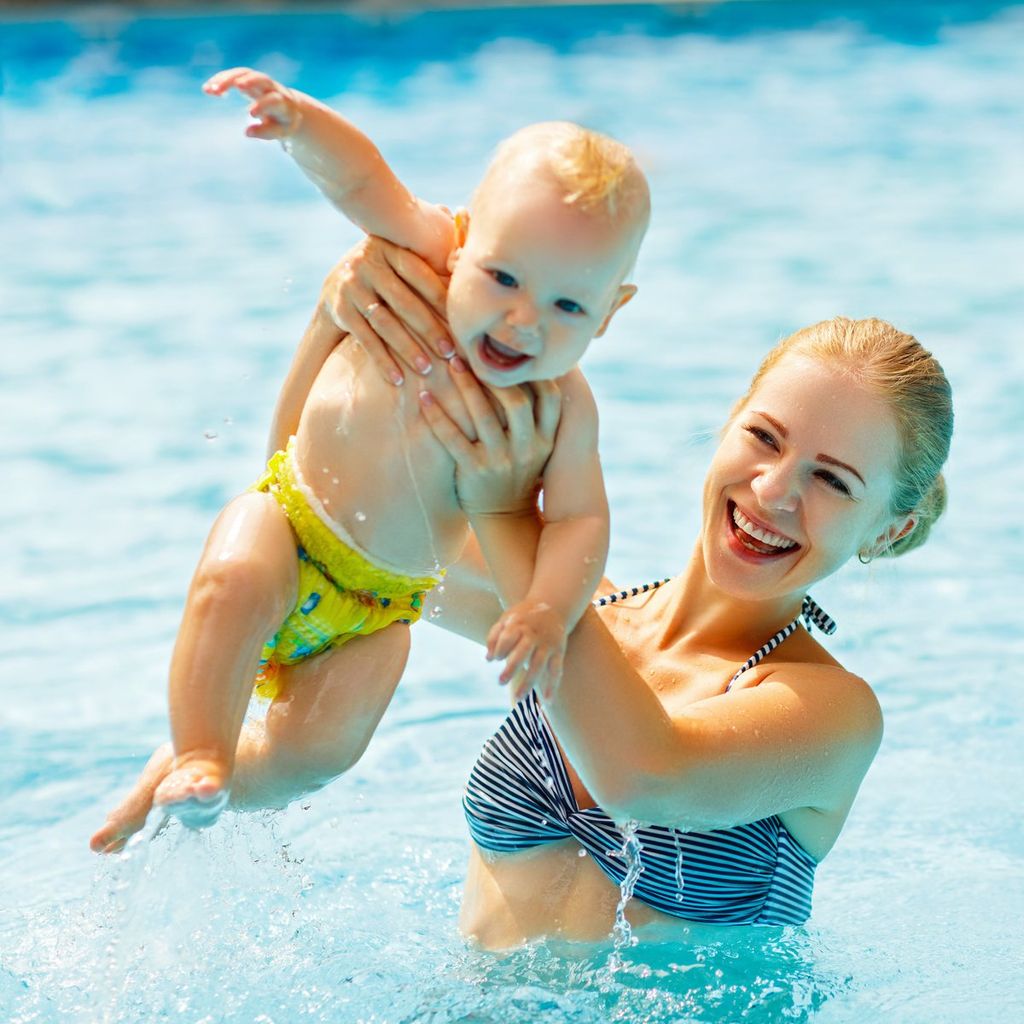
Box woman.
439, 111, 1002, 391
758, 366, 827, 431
92, 240, 952, 950
326, 239, 952, 945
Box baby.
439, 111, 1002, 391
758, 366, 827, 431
92, 68, 649, 846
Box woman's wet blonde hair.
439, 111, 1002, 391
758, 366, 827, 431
736, 317, 953, 557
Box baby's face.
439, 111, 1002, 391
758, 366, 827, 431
445, 174, 638, 387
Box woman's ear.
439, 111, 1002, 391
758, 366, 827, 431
862, 513, 917, 559
594, 284, 637, 338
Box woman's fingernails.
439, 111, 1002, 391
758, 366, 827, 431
450, 355, 467, 373
389, 368, 405, 386
438, 338, 456, 358
418, 389, 435, 406
415, 355, 432, 374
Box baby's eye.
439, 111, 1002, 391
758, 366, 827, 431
746, 426, 777, 449
817, 470, 852, 496
555, 298, 584, 315
490, 270, 517, 288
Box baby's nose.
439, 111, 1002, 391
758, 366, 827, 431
506, 296, 540, 331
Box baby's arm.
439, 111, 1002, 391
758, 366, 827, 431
484, 371, 610, 698
204, 68, 454, 273
266, 299, 344, 459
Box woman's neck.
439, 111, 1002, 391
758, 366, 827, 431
650, 540, 806, 660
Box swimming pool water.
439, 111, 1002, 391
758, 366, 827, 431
2, 3, 1023, 1021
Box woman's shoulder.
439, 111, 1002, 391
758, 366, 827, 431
759, 649, 884, 753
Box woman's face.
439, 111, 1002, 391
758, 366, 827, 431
702, 354, 908, 602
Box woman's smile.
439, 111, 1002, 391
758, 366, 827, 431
726, 499, 801, 559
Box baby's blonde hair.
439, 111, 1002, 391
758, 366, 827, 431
480, 121, 650, 231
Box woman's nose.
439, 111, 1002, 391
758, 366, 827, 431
751, 460, 800, 512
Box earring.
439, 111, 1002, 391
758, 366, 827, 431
857, 551, 873, 565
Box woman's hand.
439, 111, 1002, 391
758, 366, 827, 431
320, 236, 456, 386
419, 356, 561, 516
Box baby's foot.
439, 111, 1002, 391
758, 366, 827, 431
153, 754, 231, 830
90, 742, 174, 854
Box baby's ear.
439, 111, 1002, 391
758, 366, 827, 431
594, 284, 637, 338
448, 208, 471, 273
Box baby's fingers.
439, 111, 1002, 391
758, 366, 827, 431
538, 653, 564, 702
203, 67, 271, 97
487, 617, 523, 664
499, 636, 536, 686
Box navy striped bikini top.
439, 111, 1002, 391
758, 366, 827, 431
462, 584, 836, 927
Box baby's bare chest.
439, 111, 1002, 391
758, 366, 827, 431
294, 354, 467, 570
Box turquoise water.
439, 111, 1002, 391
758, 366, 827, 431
3, 3, 1023, 1021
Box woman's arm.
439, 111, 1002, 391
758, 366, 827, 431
542, 614, 883, 832
423, 358, 883, 833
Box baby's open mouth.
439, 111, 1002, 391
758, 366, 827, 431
480, 334, 531, 371
727, 501, 800, 557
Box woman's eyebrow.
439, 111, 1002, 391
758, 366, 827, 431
817, 454, 866, 487
754, 411, 866, 487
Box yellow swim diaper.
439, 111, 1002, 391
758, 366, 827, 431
252, 442, 443, 700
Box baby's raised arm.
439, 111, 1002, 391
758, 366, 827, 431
204, 68, 455, 272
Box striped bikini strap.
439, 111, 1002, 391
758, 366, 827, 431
728, 595, 837, 688
591, 581, 836, 688
593, 578, 673, 607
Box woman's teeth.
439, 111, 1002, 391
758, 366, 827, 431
731, 505, 797, 552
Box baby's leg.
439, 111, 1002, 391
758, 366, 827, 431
90, 624, 410, 852
233, 623, 412, 809
154, 491, 299, 828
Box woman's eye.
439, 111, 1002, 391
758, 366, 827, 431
555, 298, 584, 314
490, 270, 517, 288
818, 471, 852, 496
746, 426, 777, 448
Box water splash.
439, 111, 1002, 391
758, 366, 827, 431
673, 830, 685, 903
604, 819, 643, 982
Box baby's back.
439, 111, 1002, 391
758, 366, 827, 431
293, 342, 468, 576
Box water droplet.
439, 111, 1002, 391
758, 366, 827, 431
355, 511, 367, 522
203, 430, 218, 440
301, 802, 311, 811
332, 477, 339, 485
222, 416, 233, 426
322, 467, 329, 474
578, 848, 587, 857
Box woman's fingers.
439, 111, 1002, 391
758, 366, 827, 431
531, 380, 563, 444
449, 357, 506, 450
492, 384, 540, 457
419, 391, 478, 463
362, 301, 437, 378
380, 240, 451, 322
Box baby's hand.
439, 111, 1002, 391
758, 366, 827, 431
487, 600, 568, 704
203, 67, 303, 140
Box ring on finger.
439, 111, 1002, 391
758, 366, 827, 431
364, 300, 382, 318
